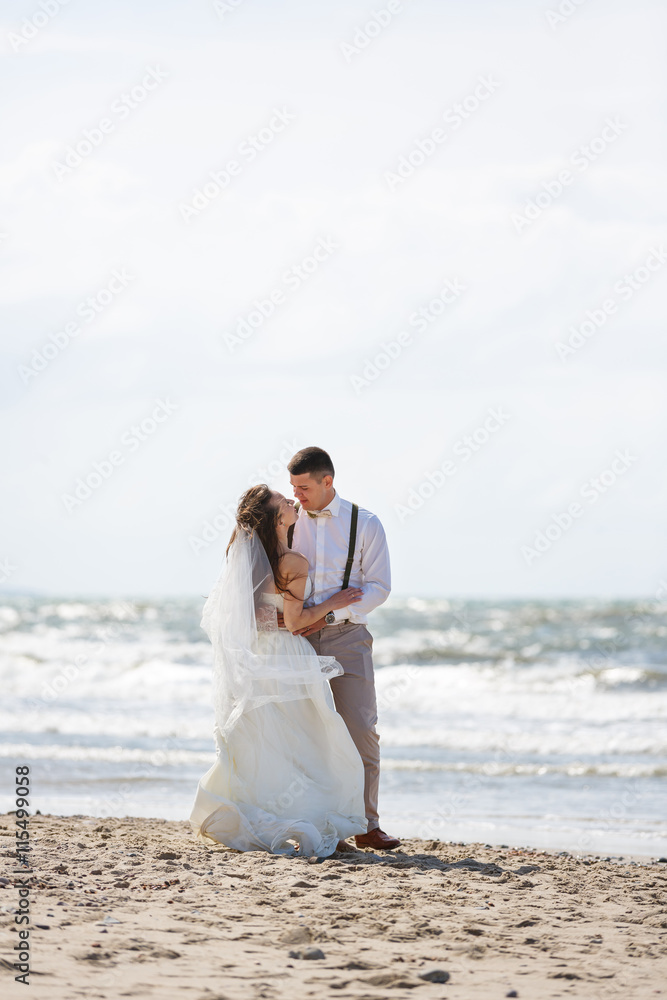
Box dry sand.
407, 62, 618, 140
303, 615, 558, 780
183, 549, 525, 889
2, 812, 666, 999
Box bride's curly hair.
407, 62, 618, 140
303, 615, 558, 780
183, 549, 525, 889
227, 484, 294, 596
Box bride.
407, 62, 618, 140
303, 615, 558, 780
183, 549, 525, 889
189, 484, 367, 857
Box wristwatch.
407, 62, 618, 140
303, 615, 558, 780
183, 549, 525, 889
324, 611, 336, 625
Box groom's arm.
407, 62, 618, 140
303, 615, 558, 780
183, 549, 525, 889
332, 514, 391, 621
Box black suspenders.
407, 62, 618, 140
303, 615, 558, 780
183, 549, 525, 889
341, 503, 359, 590
287, 501, 359, 589
286, 510, 297, 550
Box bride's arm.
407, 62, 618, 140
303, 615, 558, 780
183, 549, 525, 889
280, 552, 362, 633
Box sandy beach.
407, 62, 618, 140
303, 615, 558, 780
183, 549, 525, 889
2, 813, 666, 999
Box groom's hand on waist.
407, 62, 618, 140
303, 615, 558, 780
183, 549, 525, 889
294, 616, 327, 637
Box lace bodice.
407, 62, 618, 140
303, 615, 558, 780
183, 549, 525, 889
261, 576, 313, 611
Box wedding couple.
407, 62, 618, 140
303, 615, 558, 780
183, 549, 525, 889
189, 446, 401, 857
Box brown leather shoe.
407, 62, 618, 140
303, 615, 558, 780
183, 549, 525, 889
355, 828, 401, 850
335, 839, 360, 854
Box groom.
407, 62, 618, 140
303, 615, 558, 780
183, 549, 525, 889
286, 446, 400, 851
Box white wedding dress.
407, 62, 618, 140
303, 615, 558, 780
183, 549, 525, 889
189, 577, 367, 857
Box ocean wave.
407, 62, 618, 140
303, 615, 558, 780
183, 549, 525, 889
1, 637, 665, 708
2, 594, 666, 674
372, 628, 667, 677
373, 662, 667, 713
379, 724, 667, 757
1, 741, 664, 782
1, 701, 665, 758
0, 705, 211, 742
1, 598, 666, 761
382, 758, 667, 778
0, 742, 213, 767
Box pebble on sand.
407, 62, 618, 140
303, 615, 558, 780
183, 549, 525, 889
418, 968, 450, 983
288, 947, 325, 960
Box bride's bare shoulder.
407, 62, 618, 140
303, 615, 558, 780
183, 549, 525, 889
278, 550, 308, 577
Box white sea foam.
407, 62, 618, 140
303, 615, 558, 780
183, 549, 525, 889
0, 742, 663, 780
0, 742, 213, 766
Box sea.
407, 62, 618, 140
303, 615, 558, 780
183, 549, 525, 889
1, 594, 665, 858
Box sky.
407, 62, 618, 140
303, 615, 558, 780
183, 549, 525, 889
1, 0, 666, 600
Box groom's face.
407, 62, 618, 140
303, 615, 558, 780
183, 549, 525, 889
290, 472, 333, 511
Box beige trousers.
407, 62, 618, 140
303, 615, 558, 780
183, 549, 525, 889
305, 622, 380, 832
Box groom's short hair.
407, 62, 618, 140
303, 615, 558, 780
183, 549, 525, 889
288, 446, 335, 480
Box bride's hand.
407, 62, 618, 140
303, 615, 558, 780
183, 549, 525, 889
328, 587, 363, 609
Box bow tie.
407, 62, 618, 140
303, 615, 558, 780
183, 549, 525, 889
306, 509, 332, 518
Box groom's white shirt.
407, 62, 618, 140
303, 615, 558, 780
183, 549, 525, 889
291, 490, 391, 624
